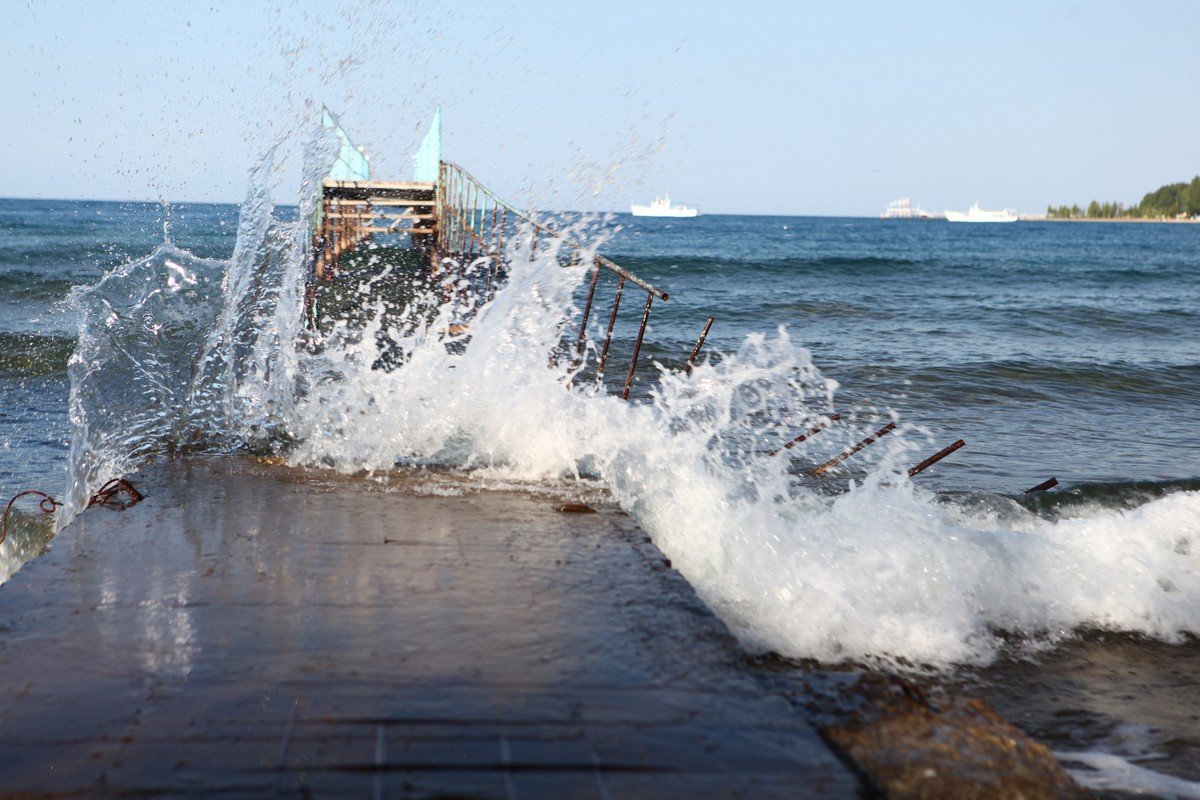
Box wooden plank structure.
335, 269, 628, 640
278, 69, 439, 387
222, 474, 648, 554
311, 179, 437, 280
305, 159, 674, 403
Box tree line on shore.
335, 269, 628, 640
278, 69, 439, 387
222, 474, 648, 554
1047, 176, 1200, 219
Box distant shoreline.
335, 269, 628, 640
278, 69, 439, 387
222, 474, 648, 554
1019, 215, 1199, 224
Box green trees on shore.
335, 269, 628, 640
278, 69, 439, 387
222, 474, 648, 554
1048, 176, 1200, 219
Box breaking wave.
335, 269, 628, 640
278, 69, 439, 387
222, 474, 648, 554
61, 126, 1200, 670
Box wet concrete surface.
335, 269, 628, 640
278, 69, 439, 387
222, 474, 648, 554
0, 457, 858, 798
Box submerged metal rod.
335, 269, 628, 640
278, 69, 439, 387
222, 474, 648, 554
1024, 476, 1059, 494
810, 421, 897, 477
770, 414, 842, 457
621, 292, 654, 400
907, 439, 965, 478
597, 276, 625, 376
684, 316, 715, 375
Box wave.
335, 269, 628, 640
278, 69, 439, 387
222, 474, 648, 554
836, 359, 1200, 403
1016, 478, 1200, 519
0, 271, 79, 301
0, 332, 73, 378
0, 507, 56, 585
603, 253, 921, 275
60, 123, 1200, 671
980, 303, 1199, 337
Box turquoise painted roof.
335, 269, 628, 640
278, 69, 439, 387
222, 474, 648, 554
413, 107, 441, 182
322, 107, 370, 182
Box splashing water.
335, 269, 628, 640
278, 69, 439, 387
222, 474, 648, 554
62, 126, 1200, 670
62, 133, 329, 525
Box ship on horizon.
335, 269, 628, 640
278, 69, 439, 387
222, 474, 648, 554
631, 191, 699, 218
881, 198, 938, 220
945, 201, 1018, 223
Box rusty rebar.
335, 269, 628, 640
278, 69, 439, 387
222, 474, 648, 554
1024, 477, 1059, 494
1, 490, 59, 545
622, 292, 654, 400
810, 421, 897, 477
770, 414, 842, 456
907, 439, 965, 478
684, 316, 715, 374
87, 478, 145, 508
597, 276, 625, 376
2, 478, 143, 545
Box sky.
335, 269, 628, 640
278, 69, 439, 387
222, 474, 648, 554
4, 0, 1199, 216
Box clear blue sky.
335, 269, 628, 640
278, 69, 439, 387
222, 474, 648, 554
5, 0, 1199, 216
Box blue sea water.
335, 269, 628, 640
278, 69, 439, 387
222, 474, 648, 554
0, 199, 1196, 503
2, 196, 1200, 790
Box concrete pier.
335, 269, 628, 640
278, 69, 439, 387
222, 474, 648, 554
0, 458, 857, 798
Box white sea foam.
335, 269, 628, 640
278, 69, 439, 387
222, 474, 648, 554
276, 235, 1200, 667
63, 131, 1200, 669
1060, 751, 1200, 799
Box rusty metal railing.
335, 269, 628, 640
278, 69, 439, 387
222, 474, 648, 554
436, 161, 669, 399
305, 161, 1027, 494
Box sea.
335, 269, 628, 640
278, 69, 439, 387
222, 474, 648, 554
0, 182, 1198, 795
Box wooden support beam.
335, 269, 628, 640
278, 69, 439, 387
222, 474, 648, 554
362, 226, 438, 235
325, 198, 437, 207
324, 212, 435, 221
323, 179, 436, 191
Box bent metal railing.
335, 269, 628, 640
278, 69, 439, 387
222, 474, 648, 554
430, 164, 989, 485
435, 161, 669, 400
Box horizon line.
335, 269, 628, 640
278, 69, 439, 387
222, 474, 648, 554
0, 195, 905, 219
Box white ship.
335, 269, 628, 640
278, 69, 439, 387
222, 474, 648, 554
944, 202, 1018, 223
881, 198, 937, 219
631, 192, 699, 218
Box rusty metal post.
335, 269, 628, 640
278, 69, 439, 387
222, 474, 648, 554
330, 227, 339, 277
436, 162, 446, 254
453, 170, 464, 258
770, 414, 842, 456
574, 260, 602, 358
810, 421, 897, 477
462, 181, 472, 263
459, 175, 470, 259
497, 207, 509, 282
444, 167, 455, 259
907, 439, 965, 477
460, 179, 471, 259
467, 182, 478, 261
1024, 477, 1059, 494
446, 174, 456, 259
684, 316, 715, 374
597, 276, 625, 376
485, 204, 500, 298
621, 292, 654, 400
